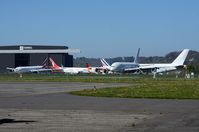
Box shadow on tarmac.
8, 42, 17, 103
0, 118, 37, 125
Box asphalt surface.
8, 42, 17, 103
0, 82, 199, 132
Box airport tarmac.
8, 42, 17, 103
0, 82, 199, 132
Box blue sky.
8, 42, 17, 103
0, 0, 199, 58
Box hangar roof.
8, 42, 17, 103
0, 45, 80, 54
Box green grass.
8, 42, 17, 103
1, 73, 199, 99
70, 78, 199, 99
0, 73, 159, 83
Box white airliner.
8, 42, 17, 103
101, 49, 189, 74
135, 49, 190, 73
7, 58, 52, 74
100, 48, 140, 73
7, 65, 52, 74
49, 58, 97, 74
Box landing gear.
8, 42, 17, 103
153, 72, 156, 79
19, 74, 23, 78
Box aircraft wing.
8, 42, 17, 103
138, 65, 178, 73
124, 64, 168, 73
124, 67, 141, 72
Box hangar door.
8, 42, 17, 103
15, 54, 30, 67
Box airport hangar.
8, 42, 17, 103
0, 45, 80, 73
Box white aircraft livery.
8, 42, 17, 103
7, 65, 52, 74
100, 48, 140, 73
101, 49, 189, 74
125, 49, 190, 73
49, 58, 97, 74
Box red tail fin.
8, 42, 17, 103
86, 63, 91, 68
49, 58, 61, 70
86, 63, 92, 73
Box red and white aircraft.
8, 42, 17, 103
49, 58, 99, 74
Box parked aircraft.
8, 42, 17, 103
100, 48, 140, 73
86, 63, 109, 74
6, 58, 52, 74
85, 63, 108, 74
49, 58, 98, 74
134, 49, 190, 73
101, 49, 189, 74
7, 65, 52, 74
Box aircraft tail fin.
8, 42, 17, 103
49, 58, 61, 70
171, 49, 189, 66
134, 48, 140, 64
86, 63, 92, 73
86, 63, 91, 68
100, 58, 111, 70
42, 57, 48, 67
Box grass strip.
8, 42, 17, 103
70, 79, 199, 99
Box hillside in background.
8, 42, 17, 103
74, 50, 199, 67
